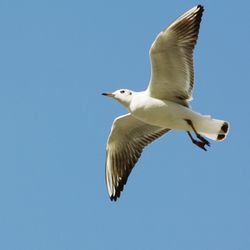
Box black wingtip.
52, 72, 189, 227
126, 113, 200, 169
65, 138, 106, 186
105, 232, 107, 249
110, 196, 117, 202
110, 195, 118, 202
197, 5, 204, 11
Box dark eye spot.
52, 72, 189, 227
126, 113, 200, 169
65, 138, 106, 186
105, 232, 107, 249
120, 90, 125, 94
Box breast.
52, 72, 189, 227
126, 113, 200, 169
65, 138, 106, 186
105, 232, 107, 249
129, 97, 171, 127
130, 97, 192, 129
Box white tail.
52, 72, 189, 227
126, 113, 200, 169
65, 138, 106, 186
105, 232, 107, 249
197, 117, 230, 141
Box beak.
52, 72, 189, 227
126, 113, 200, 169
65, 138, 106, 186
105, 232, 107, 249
102, 92, 115, 97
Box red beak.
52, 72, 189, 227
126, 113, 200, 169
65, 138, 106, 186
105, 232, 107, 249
102, 92, 115, 97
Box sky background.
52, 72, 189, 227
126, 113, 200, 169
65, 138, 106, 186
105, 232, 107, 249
0, 0, 249, 249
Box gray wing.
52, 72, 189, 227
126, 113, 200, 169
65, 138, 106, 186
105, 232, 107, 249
105, 113, 170, 201
147, 5, 204, 106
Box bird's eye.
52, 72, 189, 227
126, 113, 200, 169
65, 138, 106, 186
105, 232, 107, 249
120, 90, 125, 94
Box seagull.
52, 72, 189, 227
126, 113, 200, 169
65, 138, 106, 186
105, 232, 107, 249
102, 5, 229, 201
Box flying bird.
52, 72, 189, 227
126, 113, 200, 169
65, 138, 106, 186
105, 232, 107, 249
102, 5, 229, 201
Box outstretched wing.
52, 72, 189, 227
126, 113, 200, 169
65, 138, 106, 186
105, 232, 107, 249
105, 114, 170, 201
147, 5, 204, 106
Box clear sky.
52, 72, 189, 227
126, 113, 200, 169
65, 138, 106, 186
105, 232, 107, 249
0, 0, 249, 249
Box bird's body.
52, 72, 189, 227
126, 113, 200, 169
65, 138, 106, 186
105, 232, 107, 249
102, 5, 230, 201
128, 91, 225, 140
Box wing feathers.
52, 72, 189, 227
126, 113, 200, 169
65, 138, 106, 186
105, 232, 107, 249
148, 5, 204, 105
105, 114, 170, 201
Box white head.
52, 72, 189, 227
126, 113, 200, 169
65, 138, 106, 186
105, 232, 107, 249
102, 89, 133, 108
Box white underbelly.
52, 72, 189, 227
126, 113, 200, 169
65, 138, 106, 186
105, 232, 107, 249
130, 99, 201, 130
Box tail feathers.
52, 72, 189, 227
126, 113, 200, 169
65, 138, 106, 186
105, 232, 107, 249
200, 120, 229, 141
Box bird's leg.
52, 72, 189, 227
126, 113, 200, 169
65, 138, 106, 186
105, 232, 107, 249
187, 131, 207, 151
185, 119, 210, 151
185, 119, 210, 146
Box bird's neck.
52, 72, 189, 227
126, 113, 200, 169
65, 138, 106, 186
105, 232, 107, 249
127, 91, 146, 112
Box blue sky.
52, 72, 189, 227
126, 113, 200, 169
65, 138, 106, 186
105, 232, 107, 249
0, 0, 249, 249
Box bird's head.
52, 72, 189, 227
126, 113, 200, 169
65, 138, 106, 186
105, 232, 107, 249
102, 89, 133, 108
